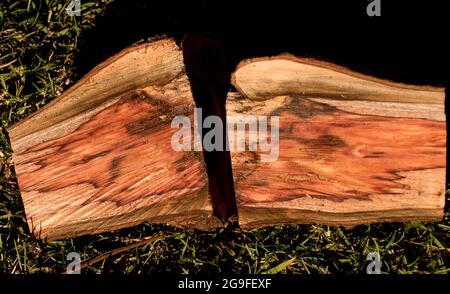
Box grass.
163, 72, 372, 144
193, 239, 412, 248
0, 0, 449, 274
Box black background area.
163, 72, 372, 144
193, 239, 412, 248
77, 0, 448, 87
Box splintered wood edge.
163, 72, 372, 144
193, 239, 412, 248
7, 38, 184, 141
231, 54, 445, 104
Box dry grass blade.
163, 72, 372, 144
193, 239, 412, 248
64, 234, 164, 273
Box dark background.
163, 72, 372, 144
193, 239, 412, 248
77, 0, 448, 87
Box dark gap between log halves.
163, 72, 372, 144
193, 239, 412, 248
182, 33, 238, 223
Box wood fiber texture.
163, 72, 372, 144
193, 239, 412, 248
229, 55, 446, 228
7, 45, 447, 240
8, 39, 219, 240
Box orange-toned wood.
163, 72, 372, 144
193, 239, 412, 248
229, 55, 446, 228
8, 43, 446, 239
8, 39, 219, 240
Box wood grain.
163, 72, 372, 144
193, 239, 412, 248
8, 39, 220, 240
229, 55, 446, 228
8, 43, 447, 239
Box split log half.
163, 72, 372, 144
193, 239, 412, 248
7, 39, 221, 240
229, 55, 446, 228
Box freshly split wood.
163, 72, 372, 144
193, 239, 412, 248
8, 39, 220, 240
229, 55, 445, 228
7, 39, 446, 240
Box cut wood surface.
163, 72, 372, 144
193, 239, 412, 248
229, 55, 446, 228
7, 42, 447, 240
8, 39, 220, 240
